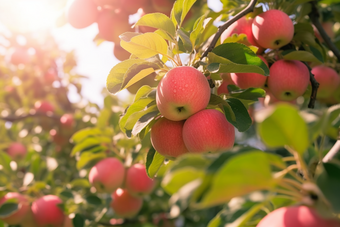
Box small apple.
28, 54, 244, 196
31, 195, 65, 227
151, 0, 174, 15
150, 117, 189, 159
156, 66, 211, 121
110, 188, 143, 218
6, 142, 27, 160
182, 109, 235, 153
66, 0, 98, 29
252, 9, 294, 49
113, 44, 131, 61
267, 60, 309, 101
60, 114, 74, 129
0, 192, 30, 225
121, 0, 149, 14
125, 163, 155, 196
10, 47, 30, 65
34, 101, 55, 114
88, 157, 125, 193
311, 65, 340, 99
217, 73, 235, 95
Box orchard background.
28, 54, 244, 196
1, 0, 340, 226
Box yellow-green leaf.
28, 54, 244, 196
135, 13, 176, 38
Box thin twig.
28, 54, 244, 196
200, 0, 258, 60
323, 140, 340, 163
303, 62, 319, 109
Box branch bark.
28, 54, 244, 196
200, 0, 258, 60
303, 62, 319, 109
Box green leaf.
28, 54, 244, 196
229, 87, 266, 101
0, 203, 19, 218
282, 50, 322, 63
60, 190, 74, 199
71, 137, 107, 156
257, 103, 309, 155
146, 147, 165, 178
73, 214, 85, 227
86, 195, 102, 205
190, 15, 205, 47
135, 13, 176, 38
171, 0, 197, 27
178, 28, 193, 52
224, 98, 252, 132
131, 109, 159, 136
0, 152, 12, 172
71, 127, 112, 144
121, 68, 155, 91
76, 151, 106, 170
70, 179, 91, 189
96, 108, 111, 128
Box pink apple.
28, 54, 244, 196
156, 66, 211, 121
217, 73, 235, 95
311, 65, 340, 99
60, 114, 74, 129
110, 188, 143, 218
88, 157, 125, 193
0, 192, 30, 225
252, 9, 294, 49
221, 17, 264, 53
34, 101, 55, 114
125, 163, 155, 196
183, 109, 235, 153
31, 195, 64, 227
113, 44, 131, 61
66, 0, 98, 29
230, 55, 268, 89
6, 142, 27, 160
10, 47, 30, 65
121, 0, 149, 14
267, 60, 309, 101
150, 117, 189, 159
151, 0, 174, 15
257, 206, 340, 227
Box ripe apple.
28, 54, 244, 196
156, 66, 211, 121
121, 0, 149, 14
10, 47, 30, 65
113, 44, 131, 61
93, 0, 121, 8
151, 0, 174, 15
182, 109, 235, 153
221, 17, 264, 53
127, 73, 158, 94
0, 192, 30, 225
257, 206, 340, 227
60, 114, 74, 129
267, 60, 309, 101
88, 157, 125, 193
97, 9, 132, 43
110, 188, 143, 218
252, 9, 294, 49
66, 0, 98, 29
230, 55, 268, 89
311, 65, 340, 99
31, 195, 65, 227
34, 101, 55, 114
217, 73, 235, 95
150, 117, 189, 159
6, 142, 27, 160
125, 163, 155, 196
63, 216, 74, 227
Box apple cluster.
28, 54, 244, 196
66, 0, 176, 61
150, 66, 235, 159
88, 158, 155, 218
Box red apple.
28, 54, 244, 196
125, 163, 155, 196
217, 73, 235, 95
63, 216, 74, 227
10, 47, 30, 65
121, 0, 150, 14
34, 101, 55, 114
183, 109, 235, 153
93, 0, 121, 8
151, 0, 174, 15
311, 65, 340, 99
252, 10, 294, 49
314, 21, 335, 42
66, 0, 98, 29
60, 114, 74, 129
110, 188, 143, 218
88, 157, 125, 193
113, 44, 131, 61
150, 117, 189, 159
0, 192, 30, 225
267, 60, 309, 101
31, 195, 64, 227
230, 55, 268, 89
156, 66, 211, 121
257, 206, 340, 227
6, 142, 27, 160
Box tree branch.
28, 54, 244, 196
303, 62, 319, 109
200, 0, 258, 60
323, 140, 340, 163
309, 1, 340, 62
0, 112, 60, 122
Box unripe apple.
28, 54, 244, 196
110, 188, 143, 218
88, 157, 125, 193
230, 55, 268, 89
267, 60, 309, 101
113, 44, 130, 61
183, 109, 235, 153
257, 206, 340, 227
34, 101, 55, 114
60, 114, 74, 129
31, 195, 64, 227
150, 117, 189, 159
6, 142, 27, 160
93, 0, 120, 8
311, 65, 340, 99
125, 163, 155, 196
221, 17, 264, 53
217, 73, 235, 95
156, 66, 211, 121
10, 47, 30, 65
252, 9, 294, 49
66, 0, 98, 29
121, 0, 149, 14
127, 73, 158, 94
0, 192, 30, 225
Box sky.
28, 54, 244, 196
0, 0, 222, 107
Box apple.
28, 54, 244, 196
252, 9, 294, 49
267, 60, 309, 101
182, 109, 235, 153
10, 47, 30, 65
151, 0, 174, 15
127, 73, 158, 94
66, 0, 98, 29
113, 44, 131, 61
311, 65, 340, 99
121, 0, 149, 14
110, 188, 143, 218
125, 163, 155, 196
88, 157, 125, 193
6, 142, 27, 160
221, 17, 264, 53
93, 0, 121, 8
97, 9, 132, 43
31, 195, 65, 227
156, 66, 211, 121
63, 216, 74, 227
217, 73, 235, 95
257, 206, 340, 227
34, 101, 55, 114
230, 55, 268, 89
0, 192, 30, 225
60, 114, 74, 129
150, 117, 189, 159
